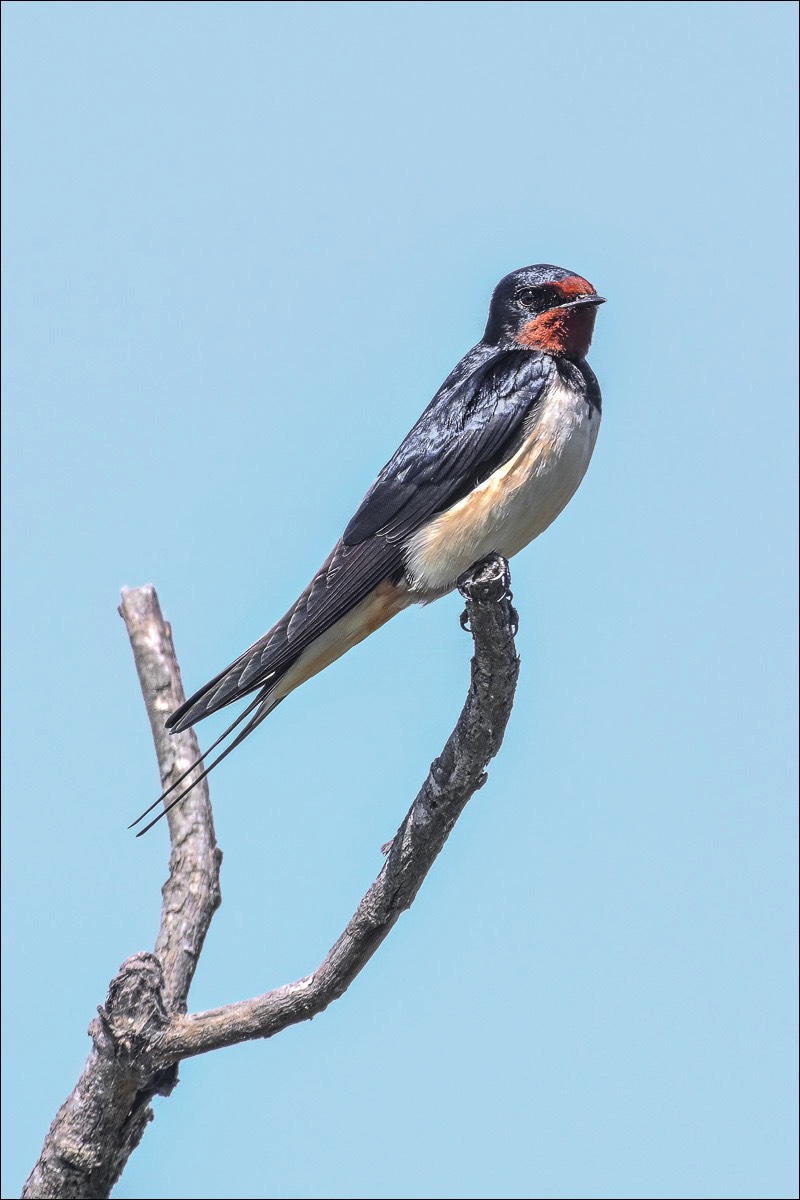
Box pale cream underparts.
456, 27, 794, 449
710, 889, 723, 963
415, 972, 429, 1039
406, 377, 599, 595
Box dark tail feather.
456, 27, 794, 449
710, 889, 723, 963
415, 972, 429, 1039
164, 655, 260, 734
128, 693, 265, 832
133, 695, 282, 837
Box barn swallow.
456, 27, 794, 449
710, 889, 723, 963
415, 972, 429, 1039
131, 264, 604, 833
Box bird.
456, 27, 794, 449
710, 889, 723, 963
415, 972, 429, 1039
131, 263, 604, 834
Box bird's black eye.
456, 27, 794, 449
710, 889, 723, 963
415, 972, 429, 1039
516, 283, 566, 312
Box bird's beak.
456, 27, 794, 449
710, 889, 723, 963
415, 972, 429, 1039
561, 294, 606, 308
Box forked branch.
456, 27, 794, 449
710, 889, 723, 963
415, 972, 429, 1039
22, 554, 520, 1200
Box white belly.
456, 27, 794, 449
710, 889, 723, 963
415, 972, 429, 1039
405, 378, 599, 597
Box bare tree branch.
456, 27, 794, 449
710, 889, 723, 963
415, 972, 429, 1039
22, 554, 519, 1200
22, 587, 224, 1199
118, 585, 222, 1012
150, 553, 520, 1064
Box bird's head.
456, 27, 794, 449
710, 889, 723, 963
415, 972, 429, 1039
483, 264, 605, 358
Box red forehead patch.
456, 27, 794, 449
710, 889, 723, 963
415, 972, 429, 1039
554, 275, 594, 298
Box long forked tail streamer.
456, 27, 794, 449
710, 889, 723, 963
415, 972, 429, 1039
134, 700, 278, 836
128, 693, 266, 833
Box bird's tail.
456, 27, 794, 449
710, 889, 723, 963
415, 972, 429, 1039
128, 689, 282, 836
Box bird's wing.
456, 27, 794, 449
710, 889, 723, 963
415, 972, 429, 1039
167, 348, 553, 732
343, 348, 553, 543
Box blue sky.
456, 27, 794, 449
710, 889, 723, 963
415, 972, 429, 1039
2, 2, 797, 1198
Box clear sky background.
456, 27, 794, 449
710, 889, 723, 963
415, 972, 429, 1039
2, 3, 797, 1198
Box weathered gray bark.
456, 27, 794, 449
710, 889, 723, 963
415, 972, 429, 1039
22, 554, 520, 1200
120, 586, 223, 1012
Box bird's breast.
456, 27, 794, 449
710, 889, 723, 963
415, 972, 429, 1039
404, 376, 600, 597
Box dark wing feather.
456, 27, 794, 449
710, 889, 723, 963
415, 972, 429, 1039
343, 348, 553, 544
168, 347, 553, 732
166, 534, 402, 731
